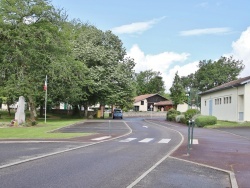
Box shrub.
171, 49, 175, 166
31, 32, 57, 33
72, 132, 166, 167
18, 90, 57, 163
166, 108, 181, 121
195, 115, 217, 127
184, 109, 200, 120
175, 114, 186, 123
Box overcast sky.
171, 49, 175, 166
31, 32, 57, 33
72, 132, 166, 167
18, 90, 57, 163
51, 0, 250, 92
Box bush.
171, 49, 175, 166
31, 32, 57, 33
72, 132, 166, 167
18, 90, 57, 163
175, 114, 186, 123
195, 115, 217, 127
166, 108, 181, 121
184, 109, 200, 120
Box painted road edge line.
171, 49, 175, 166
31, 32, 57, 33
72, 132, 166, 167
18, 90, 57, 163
126, 120, 184, 188
0, 121, 133, 170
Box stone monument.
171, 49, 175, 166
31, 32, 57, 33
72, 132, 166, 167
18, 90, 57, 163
15, 96, 26, 125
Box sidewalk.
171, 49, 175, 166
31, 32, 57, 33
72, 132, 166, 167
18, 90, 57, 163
150, 119, 250, 188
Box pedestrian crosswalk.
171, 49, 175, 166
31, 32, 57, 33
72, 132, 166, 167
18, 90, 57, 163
119, 137, 199, 144
90, 136, 199, 145
119, 137, 172, 144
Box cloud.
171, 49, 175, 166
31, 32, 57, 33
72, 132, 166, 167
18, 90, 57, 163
180, 27, 231, 36
112, 17, 166, 35
126, 44, 198, 92
227, 27, 250, 77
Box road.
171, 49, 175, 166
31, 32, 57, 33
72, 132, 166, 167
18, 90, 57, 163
0, 118, 232, 188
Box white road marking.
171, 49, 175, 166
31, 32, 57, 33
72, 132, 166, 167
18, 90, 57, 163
119, 138, 137, 142
139, 138, 154, 143
91, 136, 111, 141
143, 126, 148, 128
158, 139, 171, 143
190, 139, 199, 144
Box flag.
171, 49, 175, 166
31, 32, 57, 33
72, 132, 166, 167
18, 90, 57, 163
44, 76, 47, 91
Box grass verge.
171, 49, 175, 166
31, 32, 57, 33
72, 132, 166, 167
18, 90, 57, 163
205, 120, 250, 128
0, 118, 93, 139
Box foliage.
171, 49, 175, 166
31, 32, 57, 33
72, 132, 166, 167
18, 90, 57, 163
135, 70, 165, 96
169, 72, 186, 108
175, 114, 186, 123
184, 109, 200, 120
166, 108, 181, 121
195, 115, 217, 127
0, 0, 136, 121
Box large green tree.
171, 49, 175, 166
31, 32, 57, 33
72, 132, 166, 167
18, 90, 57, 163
135, 70, 165, 95
194, 56, 244, 92
169, 72, 186, 108
0, 0, 69, 121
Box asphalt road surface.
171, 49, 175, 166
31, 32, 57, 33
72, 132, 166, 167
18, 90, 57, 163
0, 118, 231, 188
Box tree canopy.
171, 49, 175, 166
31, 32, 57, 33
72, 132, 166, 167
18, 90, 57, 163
0, 0, 136, 122
135, 70, 165, 96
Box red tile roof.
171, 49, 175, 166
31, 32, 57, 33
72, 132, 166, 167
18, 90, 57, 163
134, 94, 156, 103
154, 100, 173, 106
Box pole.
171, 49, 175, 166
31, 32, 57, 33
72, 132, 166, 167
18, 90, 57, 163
187, 120, 191, 155
191, 120, 194, 146
45, 75, 47, 123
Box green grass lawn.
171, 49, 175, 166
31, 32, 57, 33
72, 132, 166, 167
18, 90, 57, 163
0, 111, 93, 139
205, 120, 250, 128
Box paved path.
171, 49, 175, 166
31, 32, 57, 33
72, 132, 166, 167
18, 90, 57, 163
149, 119, 250, 188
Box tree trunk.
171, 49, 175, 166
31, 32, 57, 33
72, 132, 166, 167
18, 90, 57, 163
28, 96, 37, 122
7, 103, 11, 116
83, 102, 88, 118
39, 105, 43, 117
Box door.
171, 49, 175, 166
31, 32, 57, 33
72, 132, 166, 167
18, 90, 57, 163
209, 99, 213, 116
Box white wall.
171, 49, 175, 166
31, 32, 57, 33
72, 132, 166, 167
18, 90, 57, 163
201, 87, 239, 121
177, 103, 188, 113
244, 83, 250, 121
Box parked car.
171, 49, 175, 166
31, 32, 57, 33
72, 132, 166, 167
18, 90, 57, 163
113, 108, 123, 119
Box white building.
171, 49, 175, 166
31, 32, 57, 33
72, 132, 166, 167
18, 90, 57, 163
200, 76, 250, 122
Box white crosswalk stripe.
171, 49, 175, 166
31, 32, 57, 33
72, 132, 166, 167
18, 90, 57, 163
119, 138, 137, 142
190, 139, 199, 144
139, 138, 154, 143
158, 139, 171, 143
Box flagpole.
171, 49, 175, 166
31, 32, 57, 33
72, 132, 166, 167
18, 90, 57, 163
45, 75, 47, 123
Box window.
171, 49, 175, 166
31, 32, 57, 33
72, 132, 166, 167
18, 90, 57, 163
141, 101, 144, 105
219, 98, 221, 104
229, 96, 231, 103
205, 101, 206, 106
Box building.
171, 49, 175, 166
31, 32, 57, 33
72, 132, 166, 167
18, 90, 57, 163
133, 94, 173, 111
200, 76, 250, 122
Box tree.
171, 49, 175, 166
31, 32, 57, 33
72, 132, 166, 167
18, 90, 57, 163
170, 72, 186, 108
135, 70, 165, 95
71, 22, 135, 115
194, 56, 244, 92
0, 0, 69, 122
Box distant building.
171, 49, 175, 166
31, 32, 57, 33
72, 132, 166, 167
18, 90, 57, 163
200, 76, 250, 122
133, 94, 173, 111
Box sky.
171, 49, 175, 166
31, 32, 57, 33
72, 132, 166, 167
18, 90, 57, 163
51, 0, 250, 92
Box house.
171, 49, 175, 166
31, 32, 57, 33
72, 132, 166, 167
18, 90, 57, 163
133, 94, 173, 111
200, 76, 250, 122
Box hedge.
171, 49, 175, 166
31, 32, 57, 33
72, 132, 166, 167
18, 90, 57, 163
166, 108, 180, 121
195, 115, 217, 127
